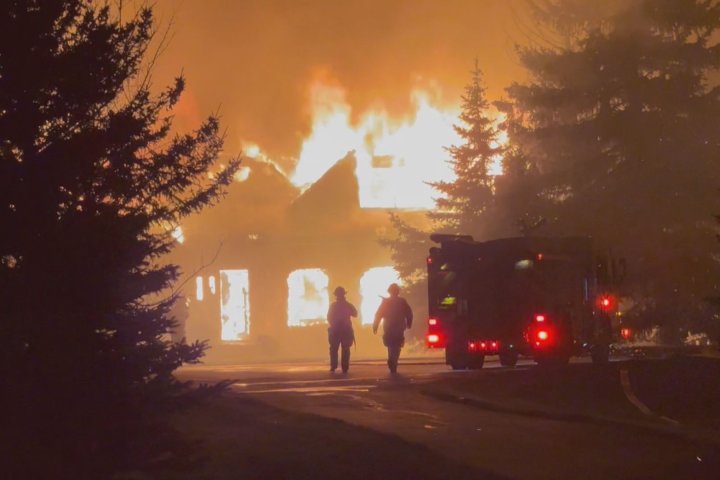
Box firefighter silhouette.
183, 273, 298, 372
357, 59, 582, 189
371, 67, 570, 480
373, 283, 413, 373
327, 286, 357, 373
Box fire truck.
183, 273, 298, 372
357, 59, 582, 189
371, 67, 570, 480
426, 234, 624, 369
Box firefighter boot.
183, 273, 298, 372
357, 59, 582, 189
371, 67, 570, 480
388, 346, 401, 373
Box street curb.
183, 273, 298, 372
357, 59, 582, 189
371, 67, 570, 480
420, 389, 720, 449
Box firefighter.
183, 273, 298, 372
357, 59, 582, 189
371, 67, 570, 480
327, 286, 357, 373
373, 283, 413, 373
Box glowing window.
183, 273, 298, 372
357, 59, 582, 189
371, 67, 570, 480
360, 266, 402, 325
195, 276, 204, 301
220, 270, 250, 341
208, 275, 216, 295
287, 269, 329, 327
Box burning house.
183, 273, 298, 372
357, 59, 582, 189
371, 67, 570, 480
171, 152, 426, 362
166, 80, 482, 362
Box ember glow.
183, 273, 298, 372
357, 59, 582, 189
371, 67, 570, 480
287, 269, 329, 327
195, 276, 203, 301
220, 269, 250, 341
171, 225, 185, 243
292, 80, 462, 209
489, 114, 508, 176
360, 266, 402, 325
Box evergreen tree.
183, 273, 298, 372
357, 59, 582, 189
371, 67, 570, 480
430, 59, 504, 236
503, 0, 720, 338
380, 212, 433, 335
383, 61, 504, 333
0, 1, 238, 477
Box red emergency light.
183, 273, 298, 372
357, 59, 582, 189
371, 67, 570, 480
621, 328, 631, 340
427, 334, 440, 344
535, 314, 546, 322
428, 318, 438, 326
537, 330, 549, 341
469, 340, 501, 352
597, 294, 616, 312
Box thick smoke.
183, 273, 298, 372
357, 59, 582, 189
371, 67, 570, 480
152, 0, 530, 172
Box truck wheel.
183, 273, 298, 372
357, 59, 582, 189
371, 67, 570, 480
499, 351, 519, 367
447, 347, 468, 370
468, 354, 485, 369
450, 359, 468, 370
591, 345, 610, 364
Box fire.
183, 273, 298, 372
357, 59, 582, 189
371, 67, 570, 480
171, 225, 185, 243
243, 143, 261, 158
359, 267, 402, 325
220, 269, 251, 340
291, 80, 463, 209
287, 269, 329, 327
489, 115, 508, 176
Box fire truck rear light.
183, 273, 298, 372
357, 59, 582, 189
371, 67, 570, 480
597, 294, 616, 311
480, 342, 487, 349
427, 334, 440, 344
469, 342, 476, 351
535, 314, 545, 322
427, 256, 433, 265
428, 318, 437, 326
537, 330, 549, 341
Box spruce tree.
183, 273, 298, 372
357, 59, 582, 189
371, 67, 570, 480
383, 61, 504, 330
430, 59, 504, 236
504, 0, 720, 338
0, 1, 238, 477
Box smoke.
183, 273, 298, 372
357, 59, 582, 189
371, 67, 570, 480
152, 0, 528, 172
148, 0, 640, 362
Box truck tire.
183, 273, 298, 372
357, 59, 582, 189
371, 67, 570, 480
447, 346, 468, 370
450, 359, 468, 370
468, 354, 485, 369
499, 351, 519, 367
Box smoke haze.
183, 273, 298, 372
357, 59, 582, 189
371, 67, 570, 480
153, 0, 530, 172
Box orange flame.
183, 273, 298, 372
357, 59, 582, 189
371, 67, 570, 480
292, 79, 463, 209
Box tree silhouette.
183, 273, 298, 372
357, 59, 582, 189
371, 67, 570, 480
430, 59, 504, 235
0, 2, 238, 477
503, 0, 720, 338
383, 61, 504, 333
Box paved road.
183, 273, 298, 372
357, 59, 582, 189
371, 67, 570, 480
179, 356, 720, 480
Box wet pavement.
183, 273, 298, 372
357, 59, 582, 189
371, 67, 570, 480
178, 355, 720, 480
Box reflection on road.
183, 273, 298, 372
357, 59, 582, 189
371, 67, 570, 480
179, 357, 720, 480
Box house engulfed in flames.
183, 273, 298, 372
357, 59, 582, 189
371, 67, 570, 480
170, 153, 425, 362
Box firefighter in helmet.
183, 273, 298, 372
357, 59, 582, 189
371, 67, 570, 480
327, 286, 357, 373
373, 283, 413, 373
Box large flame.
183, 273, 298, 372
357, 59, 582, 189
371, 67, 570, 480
287, 268, 329, 327
291, 79, 463, 209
